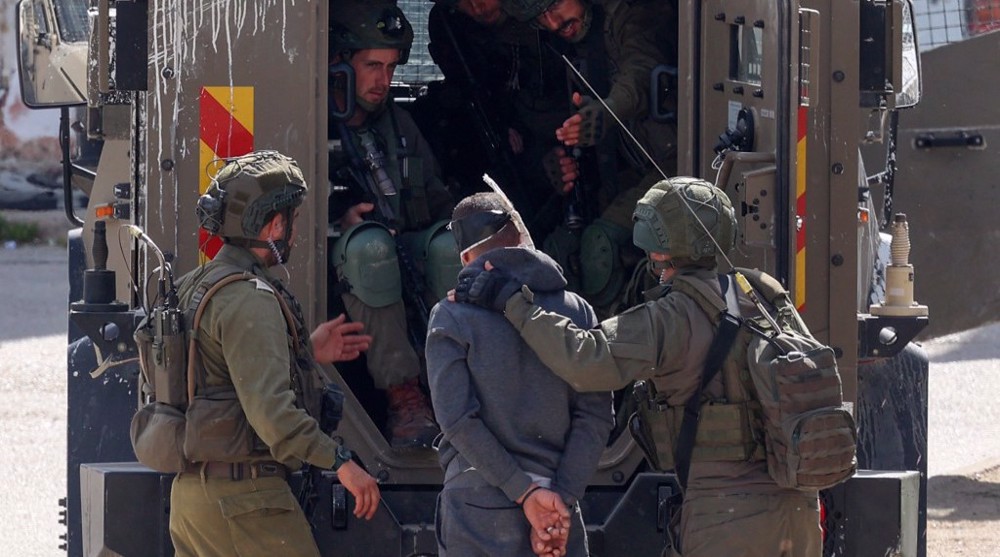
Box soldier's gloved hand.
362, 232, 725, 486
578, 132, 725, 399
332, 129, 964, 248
556, 93, 610, 148
542, 146, 579, 194
454, 262, 523, 312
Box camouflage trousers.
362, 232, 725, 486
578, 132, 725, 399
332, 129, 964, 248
169, 472, 320, 557
670, 491, 821, 557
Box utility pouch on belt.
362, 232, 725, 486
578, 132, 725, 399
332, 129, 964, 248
320, 383, 346, 435
129, 400, 187, 473
630, 380, 675, 471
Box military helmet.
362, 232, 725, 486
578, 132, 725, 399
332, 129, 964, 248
502, 0, 559, 22
632, 177, 737, 262
197, 150, 307, 242
330, 0, 414, 64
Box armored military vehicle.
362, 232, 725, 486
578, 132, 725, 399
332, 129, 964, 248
17, 0, 935, 555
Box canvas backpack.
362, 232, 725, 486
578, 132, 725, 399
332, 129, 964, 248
670, 268, 858, 491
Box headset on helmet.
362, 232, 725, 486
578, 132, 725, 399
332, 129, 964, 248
197, 151, 308, 259
329, 0, 414, 64
632, 177, 737, 265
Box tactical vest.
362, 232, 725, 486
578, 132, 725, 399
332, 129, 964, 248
633, 271, 773, 471
131, 262, 328, 473
634, 268, 856, 491
332, 105, 434, 230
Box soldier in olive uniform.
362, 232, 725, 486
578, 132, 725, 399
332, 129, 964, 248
169, 151, 381, 557
454, 178, 822, 557
329, 1, 453, 448
502, 0, 679, 312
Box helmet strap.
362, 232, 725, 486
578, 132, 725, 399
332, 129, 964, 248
647, 255, 675, 284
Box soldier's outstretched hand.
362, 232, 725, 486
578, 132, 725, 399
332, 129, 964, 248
336, 460, 381, 520
311, 313, 372, 364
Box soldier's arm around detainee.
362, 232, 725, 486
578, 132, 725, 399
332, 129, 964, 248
455, 271, 697, 391
506, 291, 698, 391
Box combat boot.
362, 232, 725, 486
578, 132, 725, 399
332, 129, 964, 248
386, 378, 440, 448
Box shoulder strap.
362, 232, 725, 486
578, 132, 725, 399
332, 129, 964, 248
185, 272, 299, 402
670, 274, 728, 325
673, 275, 742, 491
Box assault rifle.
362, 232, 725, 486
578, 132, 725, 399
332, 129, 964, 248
332, 121, 432, 350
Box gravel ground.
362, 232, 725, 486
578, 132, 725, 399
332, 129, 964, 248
0, 233, 997, 556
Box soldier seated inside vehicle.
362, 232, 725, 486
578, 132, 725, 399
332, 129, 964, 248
327, 1, 459, 449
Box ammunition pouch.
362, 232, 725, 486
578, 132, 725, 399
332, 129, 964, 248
183, 387, 256, 463
401, 156, 432, 227
332, 221, 402, 308
320, 382, 346, 435
631, 380, 764, 472
130, 401, 187, 473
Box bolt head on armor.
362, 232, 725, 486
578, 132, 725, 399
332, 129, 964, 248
632, 177, 737, 264
330, 0, 414, 64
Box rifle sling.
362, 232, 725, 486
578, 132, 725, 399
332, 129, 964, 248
673, 276, 742, 491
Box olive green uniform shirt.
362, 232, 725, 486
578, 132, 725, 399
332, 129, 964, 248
176, 244, 337, 470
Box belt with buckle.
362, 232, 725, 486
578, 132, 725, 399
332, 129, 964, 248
185, 460, 288, 481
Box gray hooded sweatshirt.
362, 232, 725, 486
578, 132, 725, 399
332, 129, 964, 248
426, 247, 614, 504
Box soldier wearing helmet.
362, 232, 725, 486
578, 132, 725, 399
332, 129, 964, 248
454, 178, 822, 557
170, 151, 381, 556
329, 1, 454, 448
499, 0, 679, 316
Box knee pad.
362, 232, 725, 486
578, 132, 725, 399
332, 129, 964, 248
542, 225, 582, 293
332, 222, 401, 308
399, 220, 462, 302
580, 218, 631, 307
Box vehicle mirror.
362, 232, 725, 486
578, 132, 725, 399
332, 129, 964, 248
894, 0, 921, 108
16, 0, 87, 108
